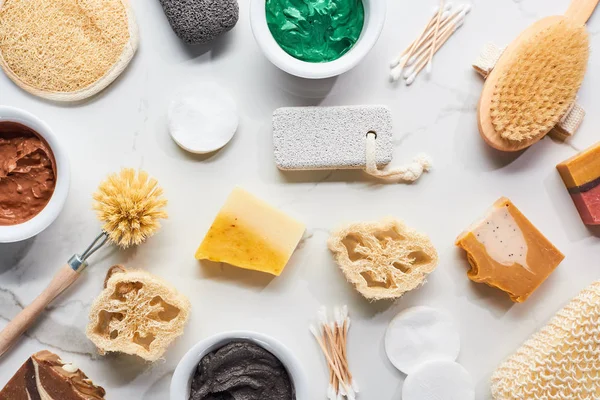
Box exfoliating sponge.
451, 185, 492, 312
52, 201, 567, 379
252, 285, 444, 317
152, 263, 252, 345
491, 280, 600, 399
328, 218, 438, 300
0, 0, 138, 102
490, 17, 589, 142
273, 106, 393, 170
87, 266, 190, 362
159, 0, 239, 44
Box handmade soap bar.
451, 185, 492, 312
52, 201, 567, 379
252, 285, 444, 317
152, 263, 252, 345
195, 187, 305, 276
456, 198, 564, 302
557, 142, 600, 225
0, 350, 106, 399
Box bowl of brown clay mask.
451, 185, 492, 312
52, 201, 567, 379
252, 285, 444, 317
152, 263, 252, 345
171, 331, 309, 400
0, 106, 70, 243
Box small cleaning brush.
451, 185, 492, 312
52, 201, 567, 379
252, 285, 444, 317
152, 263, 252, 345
0, 168, 168, 357
478, 0, 597, 151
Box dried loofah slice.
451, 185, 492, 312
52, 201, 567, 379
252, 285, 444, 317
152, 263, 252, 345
490, 17, 589, 142
0, 0, 138, 102
328, 218, 438, 301
491, 281, 600, 400
86, 266, 190, 362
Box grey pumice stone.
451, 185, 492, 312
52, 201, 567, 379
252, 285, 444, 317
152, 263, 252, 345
159, 0, 239, 45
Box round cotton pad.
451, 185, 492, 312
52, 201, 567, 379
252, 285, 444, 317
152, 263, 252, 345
0, 0, 138, 102
385, 306, 460, 374
168, 84, 239, 154
402, 360, 475, 400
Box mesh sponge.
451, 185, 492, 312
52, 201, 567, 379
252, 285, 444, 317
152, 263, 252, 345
328, 218, 438, 301
86, 266, 190, 362
490, 18, 589, 142
0, 0, 136, 99
491, 281, 600, 399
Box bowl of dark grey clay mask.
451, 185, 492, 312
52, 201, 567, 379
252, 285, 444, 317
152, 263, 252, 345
250, 0, 386, 79
0, 106, 70, 243
171, 331, 309, 400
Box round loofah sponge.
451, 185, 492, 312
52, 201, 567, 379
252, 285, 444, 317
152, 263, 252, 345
86, 266, 191, 362
490, 17, 589, 142
328, 218, 438, 301
0, 0, 138, 102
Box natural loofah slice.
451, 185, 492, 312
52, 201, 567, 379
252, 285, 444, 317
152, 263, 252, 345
86, 266, 190, 362
490, 17, 589, 142
491, 281, 600, 400
328, 218, 438, 301
0, 0, 139, 102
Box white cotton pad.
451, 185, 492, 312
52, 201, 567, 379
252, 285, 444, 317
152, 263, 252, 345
402, 360, 475, 400
168, 84, 238, 154
272, 105, 393, 170
385, 306, 460, 374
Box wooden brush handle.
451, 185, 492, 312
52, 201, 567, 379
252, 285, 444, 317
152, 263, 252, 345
0, 265, 80, 357
566, 0, 600, 24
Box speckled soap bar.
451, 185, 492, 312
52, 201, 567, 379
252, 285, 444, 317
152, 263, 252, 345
273, 106, 393, 170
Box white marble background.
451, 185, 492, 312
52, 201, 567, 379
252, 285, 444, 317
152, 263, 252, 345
2, 0, 600, 398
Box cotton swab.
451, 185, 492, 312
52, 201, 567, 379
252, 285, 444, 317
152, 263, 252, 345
427, 0, 446, 75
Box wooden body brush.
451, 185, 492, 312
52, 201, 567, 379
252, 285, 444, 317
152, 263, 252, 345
0, 168, 167, 357
478, 0, 599, 151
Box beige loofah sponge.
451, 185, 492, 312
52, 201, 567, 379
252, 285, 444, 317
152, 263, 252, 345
490, 17, 589, 142
87, 266, 190, 362
0, 0, 138, 102
491, 281, 600, 400
328, 218, 438, 301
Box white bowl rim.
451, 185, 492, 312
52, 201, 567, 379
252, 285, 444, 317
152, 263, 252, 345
0, 106, 70, 243
170, 330, 310, 400
250, 0, 387, 79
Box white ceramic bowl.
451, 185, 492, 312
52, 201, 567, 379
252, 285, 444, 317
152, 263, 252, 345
171, 331, 309, 400
0, 106, 70, 243
250, 0, 386, 79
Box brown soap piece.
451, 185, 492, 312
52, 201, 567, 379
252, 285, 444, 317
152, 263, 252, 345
0, 350, 105, 400
456, 197, 564, 302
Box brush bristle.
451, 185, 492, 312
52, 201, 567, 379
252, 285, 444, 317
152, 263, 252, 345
490, 17, 589, 142
93, 168, 168, 248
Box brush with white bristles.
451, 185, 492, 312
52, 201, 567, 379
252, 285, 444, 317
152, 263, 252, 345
311, 306, 356, 399
390, 3, 472, 85
0, 168, 168, 357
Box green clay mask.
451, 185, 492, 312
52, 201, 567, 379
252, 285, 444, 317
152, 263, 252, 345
266, 0, 365, 63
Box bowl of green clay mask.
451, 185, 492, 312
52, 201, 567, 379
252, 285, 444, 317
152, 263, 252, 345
250, 0, 386, 79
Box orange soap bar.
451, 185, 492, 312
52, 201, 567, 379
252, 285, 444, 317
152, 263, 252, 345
456, 198, 564, 302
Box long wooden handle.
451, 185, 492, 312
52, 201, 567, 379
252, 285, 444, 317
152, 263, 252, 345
0, 264, 80, 357
566, 0, 600, 24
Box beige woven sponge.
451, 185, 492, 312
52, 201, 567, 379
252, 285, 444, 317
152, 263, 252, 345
491, 281, 600, 399
491, 17, 589, 142
328, 218, 438, 301
86, 266, 190, 362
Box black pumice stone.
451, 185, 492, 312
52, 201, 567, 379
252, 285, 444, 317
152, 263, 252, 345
159, 0, 239, 45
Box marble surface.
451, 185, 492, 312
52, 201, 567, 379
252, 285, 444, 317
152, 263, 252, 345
2, 0, 600, 399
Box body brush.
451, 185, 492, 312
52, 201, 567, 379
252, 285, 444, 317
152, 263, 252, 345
478, 0, 599, 151
0, 168, 167, 357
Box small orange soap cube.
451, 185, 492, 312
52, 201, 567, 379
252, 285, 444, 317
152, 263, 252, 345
456, 198, 564, 302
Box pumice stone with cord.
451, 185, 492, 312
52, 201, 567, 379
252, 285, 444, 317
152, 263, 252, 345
0, 168, 168, 357
272, 106, 432, 182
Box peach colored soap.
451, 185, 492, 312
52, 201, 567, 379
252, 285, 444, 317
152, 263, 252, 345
456, 198, 564, 302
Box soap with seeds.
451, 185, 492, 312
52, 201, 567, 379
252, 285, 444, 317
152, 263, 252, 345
195, 187, 305, 276
557, 142, 600, 225
273, 105, 393, 170
455, 198, 564, 302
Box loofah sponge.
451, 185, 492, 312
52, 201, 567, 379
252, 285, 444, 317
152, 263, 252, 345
491, 281, 600, 400
490, 17, 589, 142
328, 218, 438, 301
159, 0, 239, 45
86, 266, 190, 362
0, 0, 138, 102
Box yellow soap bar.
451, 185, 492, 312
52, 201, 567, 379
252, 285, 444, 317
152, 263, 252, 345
456, 198, 564, 302
195, 187, 305, 276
